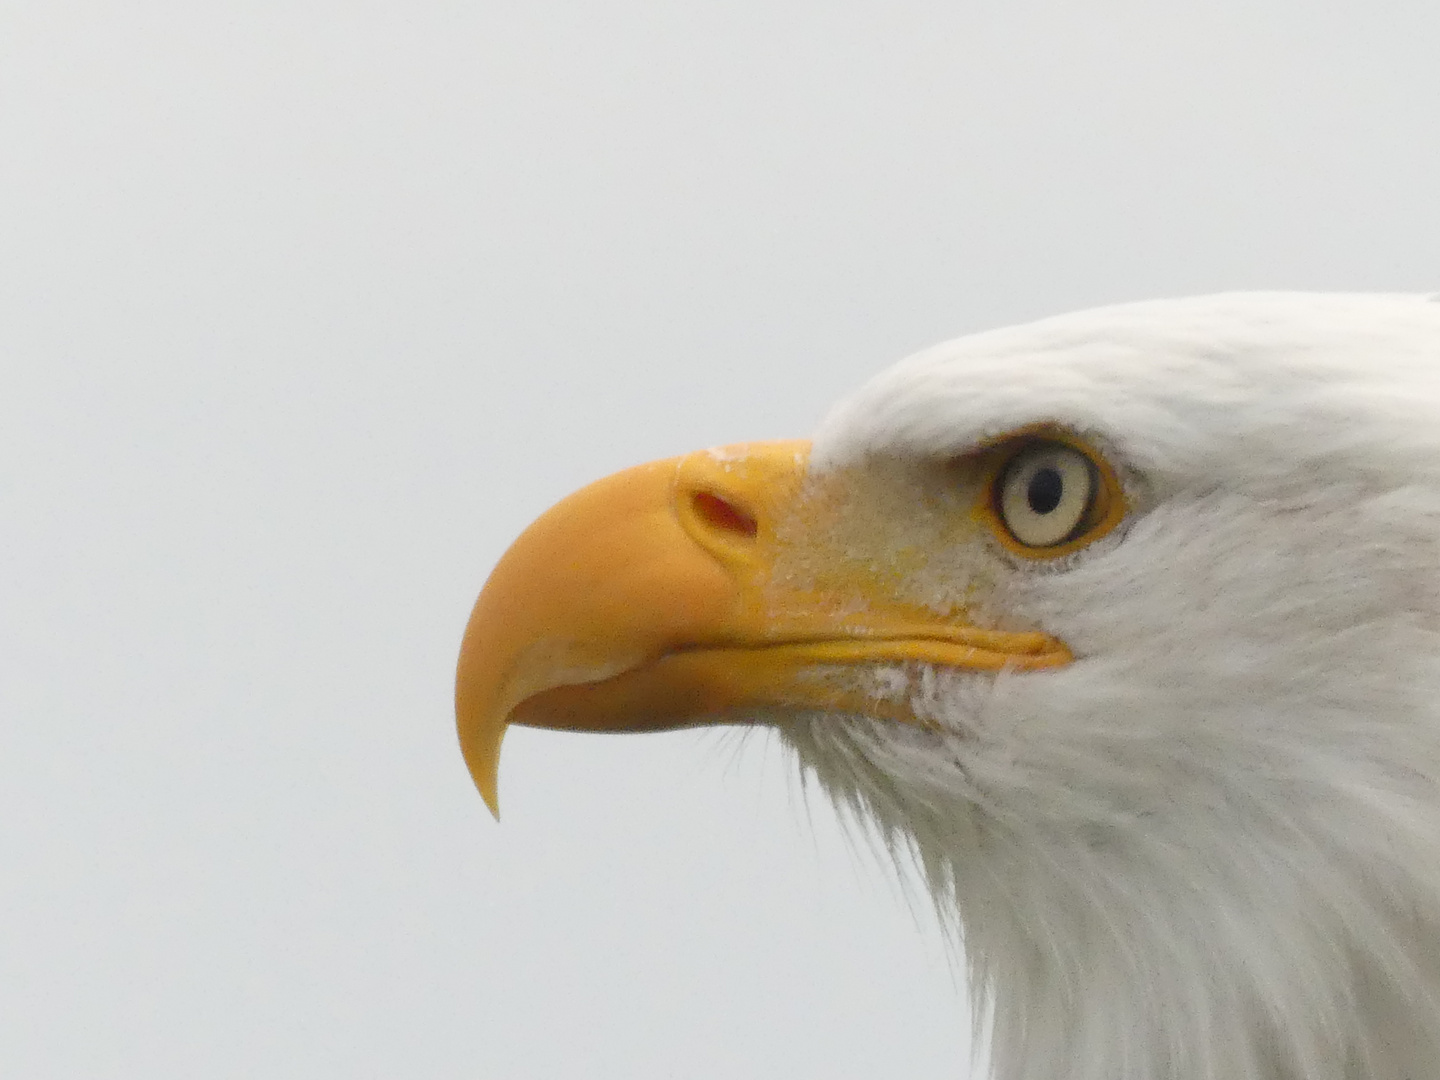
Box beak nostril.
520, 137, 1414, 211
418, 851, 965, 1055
691, 491, 759, 539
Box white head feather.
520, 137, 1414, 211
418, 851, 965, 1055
780, 293, 1440, 1080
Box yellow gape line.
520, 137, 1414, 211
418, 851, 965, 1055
456, 440, 1069, 816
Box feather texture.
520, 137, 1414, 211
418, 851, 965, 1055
782, 294, 1440, 1080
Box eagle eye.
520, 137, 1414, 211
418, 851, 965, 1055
982, 435, 1124, 557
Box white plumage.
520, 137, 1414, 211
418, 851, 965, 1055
790, 293, 1440, 1080
461, 293, 1440, 1080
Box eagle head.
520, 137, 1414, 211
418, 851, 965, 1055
458, 293, 1440, 1080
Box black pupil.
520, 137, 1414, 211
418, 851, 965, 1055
1027, 467, 1064, 515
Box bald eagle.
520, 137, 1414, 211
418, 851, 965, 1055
457, 293, 1440, 1080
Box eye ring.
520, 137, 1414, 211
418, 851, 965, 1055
978, 433, 1125, 558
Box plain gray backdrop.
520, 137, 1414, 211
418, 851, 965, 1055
3, 2, 1438, 1077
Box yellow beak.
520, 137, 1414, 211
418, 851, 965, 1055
456, 440, 1070, 816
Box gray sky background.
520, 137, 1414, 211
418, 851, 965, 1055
3, 3, 1438, 1077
